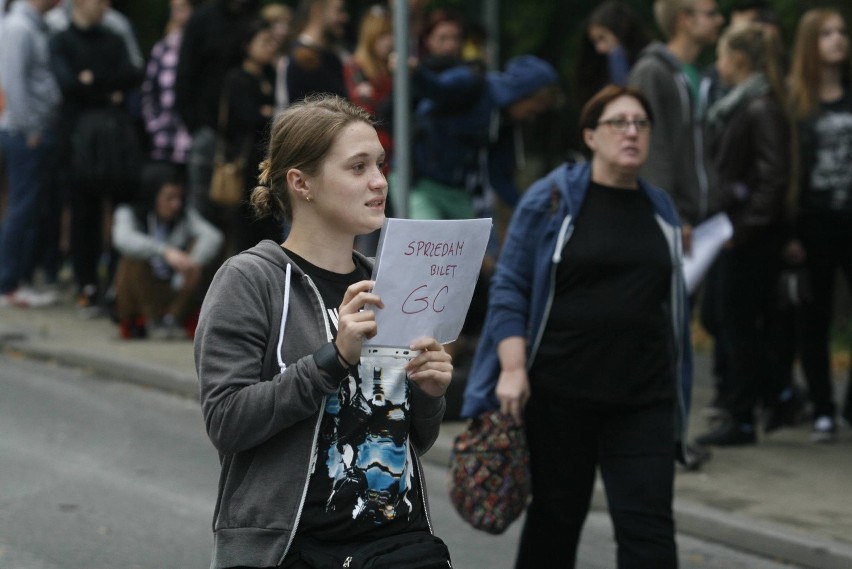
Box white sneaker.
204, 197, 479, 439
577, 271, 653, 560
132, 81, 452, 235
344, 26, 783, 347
811, 416, 837, 443
16, 286, 59, 308
0, 292, 25, 308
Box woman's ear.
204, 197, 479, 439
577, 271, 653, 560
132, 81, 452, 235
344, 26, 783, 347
287, 168, 310, 200
583, 128, 596, 153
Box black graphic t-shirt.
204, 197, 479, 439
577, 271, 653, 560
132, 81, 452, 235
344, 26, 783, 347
285, 249, 428, 542
801, 91, 852, 215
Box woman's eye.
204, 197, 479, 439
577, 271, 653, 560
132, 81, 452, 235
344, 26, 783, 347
353, 163, 365, 172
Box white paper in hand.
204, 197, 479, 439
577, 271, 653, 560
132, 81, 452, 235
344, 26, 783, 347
365, 218, 492, 347
682, 213, 734, 294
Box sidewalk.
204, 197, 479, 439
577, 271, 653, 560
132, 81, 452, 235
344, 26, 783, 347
2, 300, 852, 569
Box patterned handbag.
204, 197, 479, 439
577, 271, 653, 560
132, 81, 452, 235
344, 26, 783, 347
448, 410, 531, 534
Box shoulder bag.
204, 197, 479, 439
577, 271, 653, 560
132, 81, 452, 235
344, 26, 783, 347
448, 409, 531, 535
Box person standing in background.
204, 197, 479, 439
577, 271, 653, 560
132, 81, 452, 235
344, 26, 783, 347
286, 0, 349, 104
576, 1, 652, 108
175, 0, 260, 219
141, 0, 195, 166
216, 18, 283, 254
695, 23, 791, 447
0, 0, 62, 308
629, 1, 722, 465
787, 8, 852, 441
49, 0, 142, 314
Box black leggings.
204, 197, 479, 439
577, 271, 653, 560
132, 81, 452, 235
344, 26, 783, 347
515, 395, 677, 569
799, 213, 852, 419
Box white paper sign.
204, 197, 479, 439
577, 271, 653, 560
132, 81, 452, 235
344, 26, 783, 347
682, 213, 734, 294
365, 218, 492, 347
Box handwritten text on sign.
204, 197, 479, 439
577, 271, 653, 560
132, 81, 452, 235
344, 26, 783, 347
365, 219, 492, 347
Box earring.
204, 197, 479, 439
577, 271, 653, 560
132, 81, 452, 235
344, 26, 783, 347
305, 195, 312, 202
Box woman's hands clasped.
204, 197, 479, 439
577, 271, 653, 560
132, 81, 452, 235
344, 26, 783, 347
334, 280, 452, 398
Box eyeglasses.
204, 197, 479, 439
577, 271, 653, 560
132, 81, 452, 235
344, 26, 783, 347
597, 118, 652, 133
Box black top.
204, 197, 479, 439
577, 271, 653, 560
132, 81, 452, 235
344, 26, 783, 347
799, 89, 852, 217
285, 249, 429, 543
49, 22, 140, 117
531, 181, 674, 405
220, 66, 275, 173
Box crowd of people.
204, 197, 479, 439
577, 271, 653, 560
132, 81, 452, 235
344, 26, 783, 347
1, 0, 852, 567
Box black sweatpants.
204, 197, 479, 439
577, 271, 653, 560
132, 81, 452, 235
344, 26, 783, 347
515, 395, 677, 569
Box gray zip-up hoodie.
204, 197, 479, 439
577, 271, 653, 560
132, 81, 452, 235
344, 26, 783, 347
194, 240, 445, 569
629, 42, 718, 226
0, 1, 62, 136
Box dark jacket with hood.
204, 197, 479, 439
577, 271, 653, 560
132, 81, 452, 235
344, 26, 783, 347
194, 241, 445, 569
629, 42, 717, 226
413, 55, 558, 207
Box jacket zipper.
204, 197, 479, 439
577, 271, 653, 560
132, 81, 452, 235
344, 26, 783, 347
529, 215, 573, 367
279, 275, 335, 565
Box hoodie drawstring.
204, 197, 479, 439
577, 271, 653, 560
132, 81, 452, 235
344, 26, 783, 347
277, 263, 292, 374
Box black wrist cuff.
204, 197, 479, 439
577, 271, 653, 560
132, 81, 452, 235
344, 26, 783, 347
313, 342, 350, 380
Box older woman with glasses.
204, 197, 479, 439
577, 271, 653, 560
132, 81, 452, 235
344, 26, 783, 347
462, 84, 692, 569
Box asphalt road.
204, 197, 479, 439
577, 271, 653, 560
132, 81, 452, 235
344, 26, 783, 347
0, 355, 801, 569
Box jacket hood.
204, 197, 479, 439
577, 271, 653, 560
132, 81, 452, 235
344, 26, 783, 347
242, 239, 374, 276
636, 41, 682, 73
488, 55, 559, 108
243, 240, 295, 273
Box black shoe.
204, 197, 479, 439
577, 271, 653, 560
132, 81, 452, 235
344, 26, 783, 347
764, 390, 804, 433
695, 421, 756, 446
680, 443, 712, 472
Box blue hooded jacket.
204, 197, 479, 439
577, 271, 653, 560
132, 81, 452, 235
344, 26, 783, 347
461, 162, 694, 461
412, 55, 558, 207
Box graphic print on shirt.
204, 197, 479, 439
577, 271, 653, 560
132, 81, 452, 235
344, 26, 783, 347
811, 110, 852, 210
316, 304, 416, 526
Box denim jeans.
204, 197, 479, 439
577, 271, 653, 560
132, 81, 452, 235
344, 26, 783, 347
0, 130, 57, 293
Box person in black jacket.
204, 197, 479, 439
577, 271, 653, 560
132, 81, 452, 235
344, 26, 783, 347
695, 23, 791, 447
50, 0, 141, 314
174, 0, 259, 219
217, 19, 283, 254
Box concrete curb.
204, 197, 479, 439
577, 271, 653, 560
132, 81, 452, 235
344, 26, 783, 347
2, 338, 199, 399
5, 335, 852, 569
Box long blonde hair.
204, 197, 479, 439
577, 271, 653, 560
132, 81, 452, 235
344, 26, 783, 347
352, 6, 392, 80
789, 8, 851, 120
720, 23, 786, 105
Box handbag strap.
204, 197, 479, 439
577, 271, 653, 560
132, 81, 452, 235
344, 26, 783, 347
215, 77, 252, 166
214, 87, 230, 163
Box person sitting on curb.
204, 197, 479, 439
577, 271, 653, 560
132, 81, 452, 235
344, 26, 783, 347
111, 162, 223, 340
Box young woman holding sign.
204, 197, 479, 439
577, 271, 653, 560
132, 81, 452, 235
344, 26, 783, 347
194, 94, 453, 569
